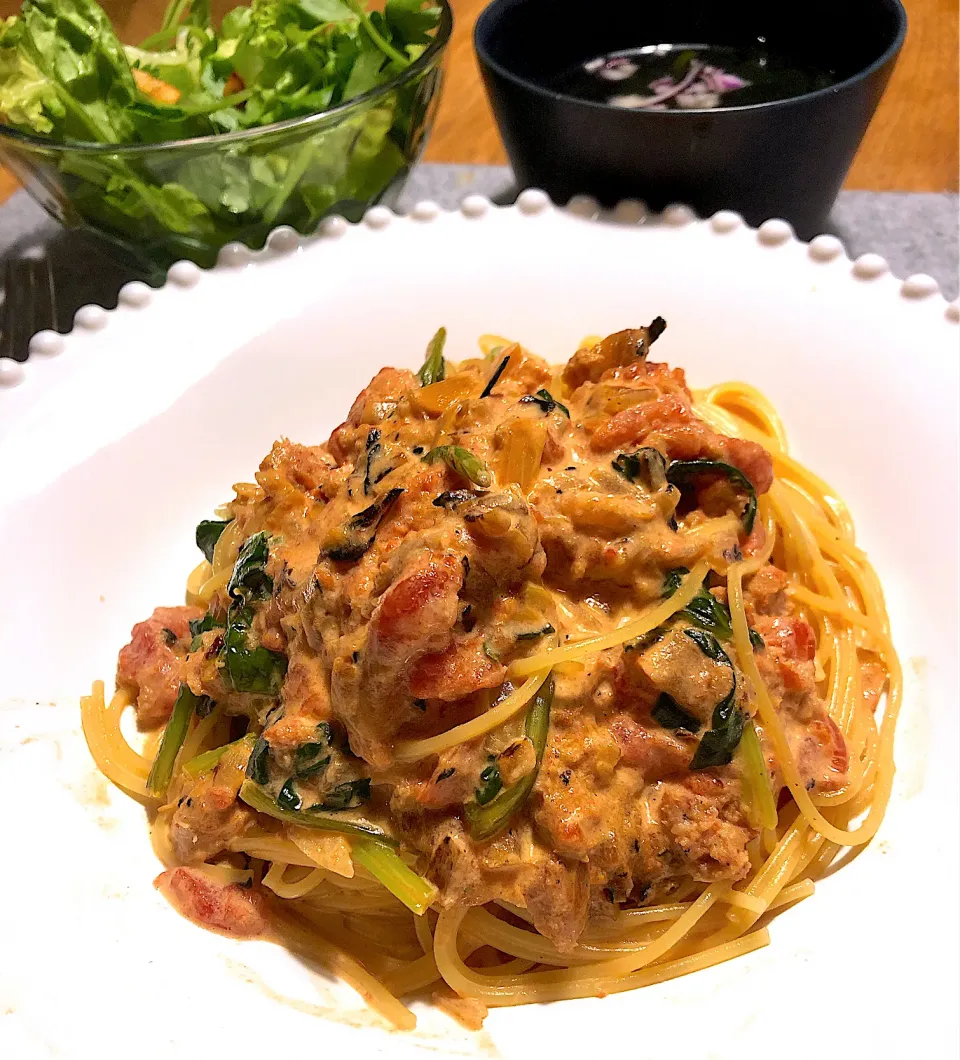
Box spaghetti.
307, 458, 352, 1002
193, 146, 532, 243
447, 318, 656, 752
82, 325, 899, 1030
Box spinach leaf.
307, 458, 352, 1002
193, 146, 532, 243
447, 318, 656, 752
666, 459, 758, 534
651, 693, 701, 733
188, 611, 223, 650
664, 570, 764, 647
195, 518, 230, 563
661, 566, 689, 599
417, 326, 447, 386
277, 777, 302, 812
475, 761, 502, 805
295, 741, 332, 779
520, 388, 570, 418
683, 628, 745, 769
683, 588, 734, 641
612, 447, 667, 490
479, 354, 511, 398
308, 778, 371, 811
423, 446, 492, 488
245, 735, 271, 785
690, 694, 745, 769
683, 627, 728, 664
189, 613, 222, 638
227, 532, 273, 602
222, 605, 287, 694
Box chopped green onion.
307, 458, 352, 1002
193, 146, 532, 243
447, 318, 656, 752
741, 720, 777, 830
238, 780, 397, 846
465, 672, 553, 841
351, 837, 438, 916
182, 733, 255, 776
147, 684, 199, 796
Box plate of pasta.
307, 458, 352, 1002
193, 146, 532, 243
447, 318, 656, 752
0, 194, 957, 1060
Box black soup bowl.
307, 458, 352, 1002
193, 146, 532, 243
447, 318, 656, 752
475, 0, 906, 237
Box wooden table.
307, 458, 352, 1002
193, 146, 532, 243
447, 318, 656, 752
1, 0, 957, 208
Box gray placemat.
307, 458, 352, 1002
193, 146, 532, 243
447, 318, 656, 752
1, 163, 956, 362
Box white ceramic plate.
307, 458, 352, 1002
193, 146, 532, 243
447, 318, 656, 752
1, 194, 957, 1060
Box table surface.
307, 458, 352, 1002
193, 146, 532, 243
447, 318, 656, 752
0, 0, 957, 208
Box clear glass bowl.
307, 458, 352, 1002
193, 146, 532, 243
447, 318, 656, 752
0, 6, 450, 274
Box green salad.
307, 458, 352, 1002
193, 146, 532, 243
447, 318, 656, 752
0, 0, 445, 269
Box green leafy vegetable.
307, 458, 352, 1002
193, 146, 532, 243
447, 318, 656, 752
188, 611, 223, 651
417, 326, 447, 386
465, 673, 553, 841
222, 605, 288, 693
651, 692, 701, 734
661, 566, 689, 599
683, 587, 734, 641
666, 459, 758, 534
663, 568, 764, 648
612, 447, 667, 490
227, 531, 273, 602
479, 354, 511, 398
146, 684, 199, 795
195, 518, 230, 563
684, 627, 728, 665
295, 737, 332, 778
245, 734, 271, 784
423, 445, 492, 488
475, 761, 502, 805
308, 777, 371, 810
239, 778, 397, 844
277, 776, 302, 811
520, 388, 569, 418
0, 0, 445, 270
684, 629, 745, 769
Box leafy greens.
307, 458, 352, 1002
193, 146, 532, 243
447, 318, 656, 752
0, 0, 444, 267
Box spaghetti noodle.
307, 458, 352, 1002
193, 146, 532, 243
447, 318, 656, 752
82, 325, 899, 1030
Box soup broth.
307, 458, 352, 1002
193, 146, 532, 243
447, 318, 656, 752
551, 42, 837, 110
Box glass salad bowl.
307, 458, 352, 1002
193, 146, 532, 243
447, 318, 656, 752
0, 5, 451, 274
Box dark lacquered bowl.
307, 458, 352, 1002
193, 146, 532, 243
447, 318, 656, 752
475, 0, 906, 237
